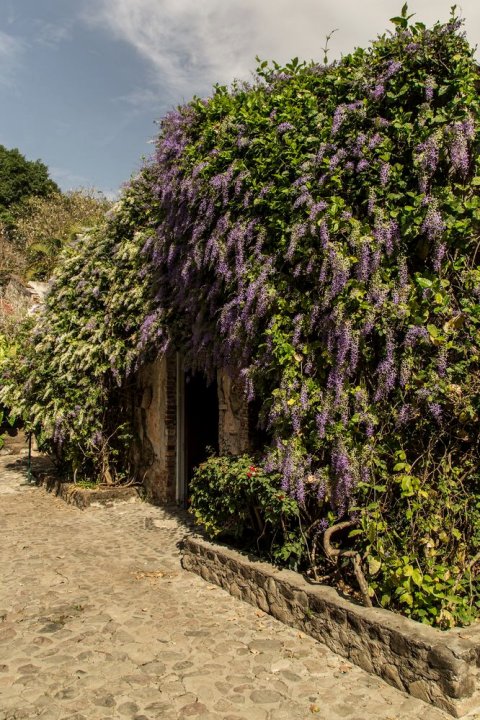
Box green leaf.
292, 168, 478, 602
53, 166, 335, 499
368, 557, 382, 576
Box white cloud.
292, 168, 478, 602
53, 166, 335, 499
50, 166, 93, 190
114, 87, 163, 110
34, 20, 73, 49
84, 0, 480, 101
0, 30, 24, 86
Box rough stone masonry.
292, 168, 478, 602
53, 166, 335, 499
182, 536, 480, 718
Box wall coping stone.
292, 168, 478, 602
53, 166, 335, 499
182, 535, 480, 718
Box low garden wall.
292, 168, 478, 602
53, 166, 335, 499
182, 536, 480, 718
40, 475, 141, 509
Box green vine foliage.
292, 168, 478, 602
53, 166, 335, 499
1, 173, 158, 481
2, 11, 480, 625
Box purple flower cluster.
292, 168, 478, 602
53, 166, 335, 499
449, 121, 471, 176
309, 201, 327, 220
277, 122, 295, 135
396, 404, 411, 426
374, 334, 397, 401
356, 159, 369, 172
433, 242, 447, 272
370, 83, 385, 101
331, 101, 363, 136
416, 133, 440, 178
330, 444, 355, 515
428, 402, 442, 423
384, 60, 402, 79
379, 162, 390, 186
404, 325, 429, 348
425, 76, 435, 102
421, 204, 445, 241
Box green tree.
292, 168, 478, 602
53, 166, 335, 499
0, 145, 59, 223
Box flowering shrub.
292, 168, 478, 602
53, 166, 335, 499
0, 175, 157, 481
2, 9, 480, 623
189, 454, 303, 567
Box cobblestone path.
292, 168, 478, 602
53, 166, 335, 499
0, 455, 449, 720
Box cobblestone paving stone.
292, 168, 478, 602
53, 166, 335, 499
0, 455, 450, 720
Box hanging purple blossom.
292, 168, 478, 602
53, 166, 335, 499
316, 408, 328, 439
292, 313, 303, 346
293, 192, 312, 209
368, 133, 382, 150
277, 122, 295, 135
259, 183, 273, 198
399, 357, 412, 387
319, 221, 330, 248
416, 133, 440, 177
433, 242, 447, 272
330, 148, 347, 169
379, 162, 390, 186
421, 204, 445, 241
335, 322, 352, 365
396, 404, 411, 426
287, 223, 307, 260
330, 444, 354, 516
356, 243, 371, 282
384, 60, 402, 79
356, 159, 369, 172
331, 105, 347, 136
428, 402, 442, 423
398, 257, 409, 288
404, 325, 429, 347
349, 333, 359, 373
309, 201, 328, 221
293, 175, 310, 188
437, 348, 448, 377
296, 477, 305, 504
425, 76, 435, 102
370, 83, 385, 101
374, 335, 397, 400
406, 42, 420, 53
449, 122, 470, 176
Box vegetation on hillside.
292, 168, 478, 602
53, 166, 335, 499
11, 190, 111, 280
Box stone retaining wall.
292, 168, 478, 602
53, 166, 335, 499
41, 476, 141, 509
182, 536, 480, 718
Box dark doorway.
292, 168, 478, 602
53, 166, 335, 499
184, 373, 219, 484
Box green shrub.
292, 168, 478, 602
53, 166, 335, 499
190, 454, 304, 567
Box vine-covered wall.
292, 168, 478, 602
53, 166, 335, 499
2, 10, 480, 625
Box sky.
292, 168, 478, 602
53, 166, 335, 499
0, 1, 479, 198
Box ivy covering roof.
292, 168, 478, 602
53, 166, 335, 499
2, 10, 480, 625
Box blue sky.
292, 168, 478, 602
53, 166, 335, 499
1, 0, 479, 197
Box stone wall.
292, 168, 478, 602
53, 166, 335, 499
182, 536, 480, 718
131, 352, 177, 503
131, 358, 252, 502
217, 370, 249, 456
